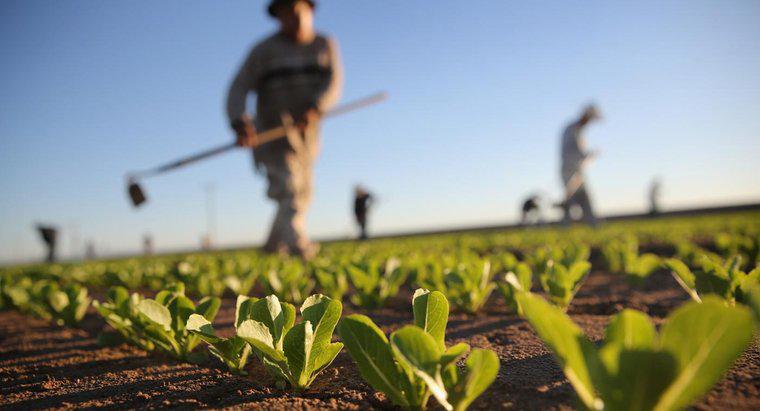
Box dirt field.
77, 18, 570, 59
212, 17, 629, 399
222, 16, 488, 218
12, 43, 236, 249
1, 267, 758, 410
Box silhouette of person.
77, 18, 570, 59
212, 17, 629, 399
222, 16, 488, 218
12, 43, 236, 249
559, 104, 602, 225
36, 225, 58, 263
521, 195, 542, 225
354, 186, 373, 240
649, 178, 662, 215
226, 0, 343, 259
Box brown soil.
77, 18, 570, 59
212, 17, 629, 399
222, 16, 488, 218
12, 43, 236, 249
1, 269, 758, 410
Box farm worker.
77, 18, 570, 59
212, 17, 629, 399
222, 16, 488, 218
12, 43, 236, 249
226, 0, 343, 259
559, 104, 601, 225
521, 194, 542, 225
36, 224, 58, 263
649, 177, 662, 215
353, 186, 373, 240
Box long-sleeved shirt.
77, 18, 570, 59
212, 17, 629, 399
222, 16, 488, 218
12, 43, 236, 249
560, 120, 590, 181
226, 32, 343, 131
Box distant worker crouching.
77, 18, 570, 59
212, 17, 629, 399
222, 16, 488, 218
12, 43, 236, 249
521, 194, 542, 225
354, 186, 373, 240
559, 104, 602, 226
226, 0, 343, 259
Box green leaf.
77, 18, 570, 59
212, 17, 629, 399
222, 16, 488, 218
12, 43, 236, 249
633, 254, 661, 278
391, 326, 442, 374
301, 295, 341, 345
301, 295, 342, 372
665, 258, 701, 303
235, 295, 259, 328
501, 264, 532, 314
196, 296, 221, 322
516, 292, 600, 409
310, 342, 344, 384
737, 268, 759, 306
449, 348, 500, 411
391, 326, 448, 409
107, 286, 130, 309
337, 315, 409, 406
167, 295, 195, 333
412, 289, 449, 352
655, 297, 756, 411
440, 342, 470, 370
568, 261, 591, 292
48, 290, 69, 313
186, 313, 222, 344
744, 283, 760, 322
237, 319, 286, 362
137, 299, 172, 331
592, 310, 673, 411
603, 309, 656, 352
283, 321, 315, 388
248, 295, 290, 346
155, 283, 184, 304
693, 260, 732, 301
601, 350, 678, 411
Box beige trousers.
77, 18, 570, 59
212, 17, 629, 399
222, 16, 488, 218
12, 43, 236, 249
258, 125, 319, 254
561, 167, 596, 224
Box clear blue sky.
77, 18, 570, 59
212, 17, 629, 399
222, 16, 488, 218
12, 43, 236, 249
1, 1, 759, 263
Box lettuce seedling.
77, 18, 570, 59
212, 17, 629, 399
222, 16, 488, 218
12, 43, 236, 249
347, 257, 407, 308
237, 294, 343, 390
665, 256, 759, 306
46, 283, 91, 327
94, 286, 156, 351
714, 232, 758, 264
537, 260, 591, 310
498, 262, 532, 314
516, 291, 755, 411
603, 237, 661, 284
186, 295, 256, 374
223, 273, 257, 297
5, 279, 91, 327
426, 258, 496, 314
314, 266, 349, 301
265, 259, 316, 305
172, 259, 226, 297
135, 282, 221, 361
528, 243, 590, 276
338, 289, 499, 410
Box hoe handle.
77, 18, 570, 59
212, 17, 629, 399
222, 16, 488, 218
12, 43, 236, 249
147, 142, 237, 177
253, 91, 388, 147
131, 92, 387, 180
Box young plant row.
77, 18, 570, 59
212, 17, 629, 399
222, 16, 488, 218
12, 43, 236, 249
93, 282, 500, 410
4, 212, 755, 303
0, 277, 90, 327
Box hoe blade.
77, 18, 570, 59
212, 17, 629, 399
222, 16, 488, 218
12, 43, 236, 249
128, 181, 147, 207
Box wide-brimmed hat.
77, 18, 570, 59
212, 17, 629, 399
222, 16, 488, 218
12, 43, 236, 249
268, 0, 316, 17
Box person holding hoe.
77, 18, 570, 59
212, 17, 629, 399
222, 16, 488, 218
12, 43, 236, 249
227, 0, 343, 259
558, 104, 602, 225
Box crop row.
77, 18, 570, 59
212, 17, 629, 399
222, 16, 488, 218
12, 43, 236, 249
0, 213, 758, 409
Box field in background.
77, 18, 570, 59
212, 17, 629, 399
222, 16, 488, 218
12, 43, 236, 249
1, 210, 758, 409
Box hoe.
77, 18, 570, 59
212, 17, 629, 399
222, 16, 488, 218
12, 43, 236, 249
127, 92, 387, 207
